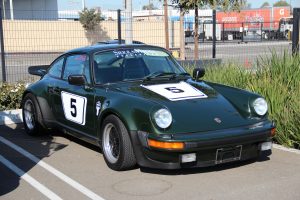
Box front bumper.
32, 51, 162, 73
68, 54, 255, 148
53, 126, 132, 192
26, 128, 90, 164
129, 121, 274, 169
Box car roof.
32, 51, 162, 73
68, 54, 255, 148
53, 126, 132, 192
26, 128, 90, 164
96, 39, 145, 45
66, 44, 161, 54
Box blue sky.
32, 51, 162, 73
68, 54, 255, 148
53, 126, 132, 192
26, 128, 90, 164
58, 0, 300, 11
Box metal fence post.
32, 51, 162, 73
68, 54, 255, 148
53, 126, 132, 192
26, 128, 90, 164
212, 9, 216, 59
222, 23, 225, 42
261, 22, 263, 41
292, 8, 300, 55
241, 22, 244, 43
117, 9, 121, 44
202, 22, 205, 42
0, 6, 6, 82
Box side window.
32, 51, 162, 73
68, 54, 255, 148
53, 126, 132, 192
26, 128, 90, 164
48, 57, 64, 78
63, 54, 91, 83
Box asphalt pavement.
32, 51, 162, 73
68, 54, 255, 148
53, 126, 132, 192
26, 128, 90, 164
1, 124, 300, 200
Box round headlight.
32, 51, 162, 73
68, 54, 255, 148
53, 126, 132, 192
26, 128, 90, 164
253, 98, 268, 116
153, 108, 172, 129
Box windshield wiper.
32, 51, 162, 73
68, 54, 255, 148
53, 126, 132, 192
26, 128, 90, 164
143, 72, 191, 82
143, 72, 176, 81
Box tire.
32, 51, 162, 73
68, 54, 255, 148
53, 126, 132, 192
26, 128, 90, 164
101, 115, 136, 171
22, 93, 45, 136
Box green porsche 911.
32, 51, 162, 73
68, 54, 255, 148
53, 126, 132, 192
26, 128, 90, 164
22, 44, 275, 171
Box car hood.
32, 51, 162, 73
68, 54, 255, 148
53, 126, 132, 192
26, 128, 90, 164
110, 79, 262, 134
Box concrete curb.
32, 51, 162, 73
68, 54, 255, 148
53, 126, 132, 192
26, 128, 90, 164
273, 144, 300, 155
0, 109, 23, 125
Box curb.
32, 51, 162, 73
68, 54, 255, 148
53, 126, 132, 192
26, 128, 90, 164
273, 144, 300, 155
0, 109, 23, 125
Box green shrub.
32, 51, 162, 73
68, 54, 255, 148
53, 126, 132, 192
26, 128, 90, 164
0, 82, 26, 111
185, 52, 300, 148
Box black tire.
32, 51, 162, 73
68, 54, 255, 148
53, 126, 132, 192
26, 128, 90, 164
101, 115, 136, 171
22, 93, 45, 136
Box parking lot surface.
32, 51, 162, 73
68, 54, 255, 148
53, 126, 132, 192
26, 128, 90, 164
1, 124, 300, 200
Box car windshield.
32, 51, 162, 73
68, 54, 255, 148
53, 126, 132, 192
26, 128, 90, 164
93, 48, 187, 84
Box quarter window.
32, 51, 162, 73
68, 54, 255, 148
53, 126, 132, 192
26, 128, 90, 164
63, 54, 91, 83
48, 57, 64, 78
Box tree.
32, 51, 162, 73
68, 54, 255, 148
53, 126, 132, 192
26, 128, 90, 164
171, 0, 245, 60
261, 2, 270, 8
273, 0, 289, 7
79, 8, 102, 31
142, 3, 157, 10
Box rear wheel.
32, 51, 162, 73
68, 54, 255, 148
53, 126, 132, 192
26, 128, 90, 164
22, 93, 45, 136
101, 115, 136, 171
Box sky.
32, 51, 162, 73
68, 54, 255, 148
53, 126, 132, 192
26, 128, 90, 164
58, 0, 300, 11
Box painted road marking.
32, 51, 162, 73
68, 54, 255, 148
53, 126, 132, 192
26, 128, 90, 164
0, 136, 105, 200
0, 154, 63, 200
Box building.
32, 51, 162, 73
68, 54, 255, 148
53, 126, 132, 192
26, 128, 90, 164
2, 0, 58, 20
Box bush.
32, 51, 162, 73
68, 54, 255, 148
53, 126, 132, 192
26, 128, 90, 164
185, 52, 300, 149
0, 82, 26, 111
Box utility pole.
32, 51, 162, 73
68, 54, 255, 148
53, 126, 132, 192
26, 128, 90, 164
9, 0, 13, 20
125, 0, 133, 44
164, 0, 169, 50
180, 7, 185, 60
82, 0, 86, 10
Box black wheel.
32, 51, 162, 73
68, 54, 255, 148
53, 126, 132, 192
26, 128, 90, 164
101, 115, 136, 171
22, 93, 45, 136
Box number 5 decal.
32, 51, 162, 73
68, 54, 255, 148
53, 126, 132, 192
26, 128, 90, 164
61, 91, 87, 125
70, 98, 77, 117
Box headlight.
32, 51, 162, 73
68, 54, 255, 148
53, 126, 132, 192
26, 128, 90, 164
153, 108, 172, 129
253, 98, 268, 116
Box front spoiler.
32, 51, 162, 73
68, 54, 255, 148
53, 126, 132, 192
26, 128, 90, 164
129, 121, 275, 169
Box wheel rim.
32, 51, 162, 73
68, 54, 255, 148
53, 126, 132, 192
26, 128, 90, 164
24, 99, 35, 130
103, 123, 120, 164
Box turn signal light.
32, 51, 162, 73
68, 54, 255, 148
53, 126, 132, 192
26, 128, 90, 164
148, 139, 184, 150
271, 128, 276, 137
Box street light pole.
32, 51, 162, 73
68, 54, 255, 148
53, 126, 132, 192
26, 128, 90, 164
82, 0, 86, 10
125, 0, 133, 44
164, 0, 169, 49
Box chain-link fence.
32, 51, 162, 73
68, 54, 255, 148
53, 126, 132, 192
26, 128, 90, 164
0, 8, 297, 83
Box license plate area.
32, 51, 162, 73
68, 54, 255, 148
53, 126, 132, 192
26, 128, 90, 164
215, 145, 242, 164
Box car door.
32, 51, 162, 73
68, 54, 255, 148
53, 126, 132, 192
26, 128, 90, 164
51, 53, 96, 138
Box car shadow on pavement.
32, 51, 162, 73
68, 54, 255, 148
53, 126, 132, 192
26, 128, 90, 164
140, 156, 270, 175
0, 124, 68, 197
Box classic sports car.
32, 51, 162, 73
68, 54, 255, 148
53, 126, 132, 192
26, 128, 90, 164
22, 44, 275, 171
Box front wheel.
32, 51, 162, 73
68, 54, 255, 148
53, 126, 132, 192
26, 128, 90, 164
101, 115, 136, 171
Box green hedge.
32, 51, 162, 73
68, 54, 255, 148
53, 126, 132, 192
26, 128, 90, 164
0, 83, 26, 111
185, 52, 300, 149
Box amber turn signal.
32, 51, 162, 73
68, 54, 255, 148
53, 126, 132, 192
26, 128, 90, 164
148, 139, 184, 150
271, 128, 276, 137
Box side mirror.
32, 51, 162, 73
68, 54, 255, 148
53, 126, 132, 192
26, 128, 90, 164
68, 75, 86, 86
193, 67, 205, 81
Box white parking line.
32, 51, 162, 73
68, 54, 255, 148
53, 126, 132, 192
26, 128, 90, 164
0, 154, 63, 200
0, 136, 105, 200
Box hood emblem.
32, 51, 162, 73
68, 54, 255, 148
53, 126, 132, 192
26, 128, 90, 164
214, 118, 222, 124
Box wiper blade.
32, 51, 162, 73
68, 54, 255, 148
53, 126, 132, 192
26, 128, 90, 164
143, 72, 176, 81
169, 72, 191, 80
